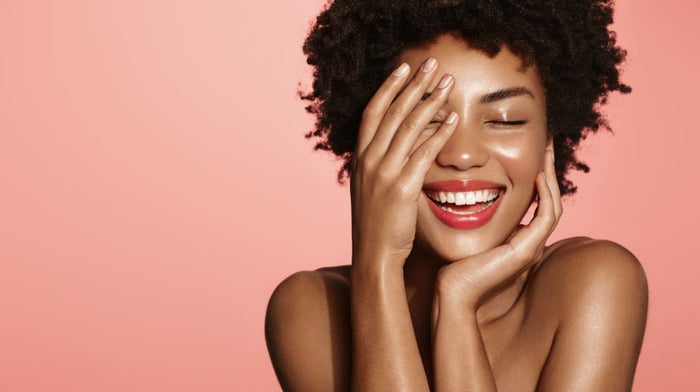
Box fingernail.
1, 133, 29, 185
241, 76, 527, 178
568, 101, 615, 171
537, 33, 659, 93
437, 74, 453, 89
549, 148, 555, 162
393, 63, 410, 77
421, 57, 437, 73
445, 112, 458, 124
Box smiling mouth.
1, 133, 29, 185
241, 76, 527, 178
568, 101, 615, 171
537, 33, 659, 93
424, 189, 503, 215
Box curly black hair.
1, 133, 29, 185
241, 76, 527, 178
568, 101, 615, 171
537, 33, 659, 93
301, 0, 630, 195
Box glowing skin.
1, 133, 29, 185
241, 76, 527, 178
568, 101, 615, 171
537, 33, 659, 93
396, 35, 548, 262
266, 32, 647, 392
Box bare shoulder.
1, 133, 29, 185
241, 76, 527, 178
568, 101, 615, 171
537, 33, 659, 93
531, 237, 648, 311
529, 237, 649, 390
267, 266, 351, 310
265, 266, 351, 392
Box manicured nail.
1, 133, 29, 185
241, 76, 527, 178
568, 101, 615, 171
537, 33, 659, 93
445, 112, 458, 124
393, 63, 410, 77
549, 148, 555, 162
437, 74, 453, 89
421, 57, 437, 73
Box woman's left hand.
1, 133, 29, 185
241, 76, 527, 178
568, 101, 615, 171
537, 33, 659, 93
435, 144, 563, 311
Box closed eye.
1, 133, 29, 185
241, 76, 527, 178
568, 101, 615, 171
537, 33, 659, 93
486, 120, 527, 127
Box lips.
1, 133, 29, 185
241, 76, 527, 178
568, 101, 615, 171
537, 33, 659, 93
423, 180, 504, 230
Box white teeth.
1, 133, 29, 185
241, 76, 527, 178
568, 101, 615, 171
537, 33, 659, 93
426, 189, 501, 205
466, 192, 476, 205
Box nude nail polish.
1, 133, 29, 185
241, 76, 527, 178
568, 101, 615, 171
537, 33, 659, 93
437, 74, 453, 89
422, 57, 437, 72
393, 63, 410, 77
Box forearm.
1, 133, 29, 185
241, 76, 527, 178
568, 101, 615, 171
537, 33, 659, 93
432, 297, 497, 392
351, 260, 430, 392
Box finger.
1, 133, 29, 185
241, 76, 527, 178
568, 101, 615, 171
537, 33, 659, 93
363, 57, 439, 159
507, 174, 553, 250
531, 171, 558, 239
544, 145, 563, 219
398, 111, 459, 189
355, 62, 412, 156
382, 73, 454, 167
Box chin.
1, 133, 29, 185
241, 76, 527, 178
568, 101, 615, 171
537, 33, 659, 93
414, 228, 507, 263
414, 196, 524, 263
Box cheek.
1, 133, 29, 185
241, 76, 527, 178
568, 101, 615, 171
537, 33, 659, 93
489, 135, 546, 182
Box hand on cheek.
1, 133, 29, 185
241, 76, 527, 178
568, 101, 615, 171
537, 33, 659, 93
435, 143, 563, 310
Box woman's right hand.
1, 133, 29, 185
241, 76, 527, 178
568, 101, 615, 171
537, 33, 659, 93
350, 58, 459, 268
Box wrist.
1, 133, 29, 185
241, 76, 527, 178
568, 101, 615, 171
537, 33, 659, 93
434, 270, 480, 313
435, 291, 479, 316
351, 259, 404, 284
352, 246, 406, 271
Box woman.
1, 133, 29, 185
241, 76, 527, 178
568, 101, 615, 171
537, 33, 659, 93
266, 1, 648, 390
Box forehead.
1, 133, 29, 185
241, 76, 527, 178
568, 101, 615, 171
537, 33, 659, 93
397, 33, 545, 100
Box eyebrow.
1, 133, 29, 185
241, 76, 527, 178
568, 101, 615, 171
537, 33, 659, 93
479, 87, 534, 104
420, 86, 535, 103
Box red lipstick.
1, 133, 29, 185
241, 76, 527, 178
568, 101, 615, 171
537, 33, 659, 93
423, 180, 504, 230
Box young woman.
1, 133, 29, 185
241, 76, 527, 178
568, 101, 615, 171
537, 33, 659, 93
266, 1, 648, 391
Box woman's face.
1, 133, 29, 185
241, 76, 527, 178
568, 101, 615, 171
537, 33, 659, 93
397, 33, 549, 262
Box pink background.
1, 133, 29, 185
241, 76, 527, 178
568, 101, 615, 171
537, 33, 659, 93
1, 1, 698, 390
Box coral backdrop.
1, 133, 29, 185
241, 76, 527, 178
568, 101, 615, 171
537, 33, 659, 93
1, 1, 698, 391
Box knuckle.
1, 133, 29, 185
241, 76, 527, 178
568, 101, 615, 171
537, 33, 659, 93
420, 127, 436, 138
355, 151, 380, 173
361, 105, 379, 121
384, 105, 404, 119
504, 242, 520, 258
509, 241, 535, 263
393, 181, 414, 199
398, 118, 420, 134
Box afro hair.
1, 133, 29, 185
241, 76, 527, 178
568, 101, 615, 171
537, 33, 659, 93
301, 0, 630, 195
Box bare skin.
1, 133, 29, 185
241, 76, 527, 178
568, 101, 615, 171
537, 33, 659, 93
266, 34, 648, 392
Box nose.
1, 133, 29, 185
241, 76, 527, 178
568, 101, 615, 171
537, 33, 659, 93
435, 122, 489, 171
